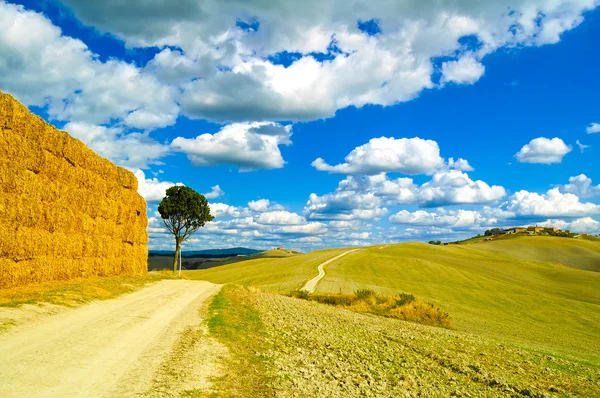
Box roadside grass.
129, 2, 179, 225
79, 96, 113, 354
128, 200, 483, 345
205, 285, 274, 397
0, 271, 174, 307
288, 289, 453, 328
184, 248, 349, 292
320, 240, 600, 364
208, 286, 600, 396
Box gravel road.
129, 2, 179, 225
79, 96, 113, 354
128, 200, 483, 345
0, 279, 221, 397
301, 250, 359, 293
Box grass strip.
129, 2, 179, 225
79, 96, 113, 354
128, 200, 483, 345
0, 271, 173, 307
206, 285, 274, 397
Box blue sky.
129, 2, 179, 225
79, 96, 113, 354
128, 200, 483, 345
1, 0, 600, 251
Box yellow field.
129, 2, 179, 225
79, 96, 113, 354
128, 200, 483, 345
188, 236, 600, 364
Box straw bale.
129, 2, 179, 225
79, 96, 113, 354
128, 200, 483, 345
0, 91, 147, 289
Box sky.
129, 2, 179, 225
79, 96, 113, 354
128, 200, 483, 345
1, 0, 600, 252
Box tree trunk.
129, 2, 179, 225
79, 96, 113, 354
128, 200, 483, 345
173, 238, 181, 274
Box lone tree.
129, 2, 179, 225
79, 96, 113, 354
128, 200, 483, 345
158, 186, 214, 273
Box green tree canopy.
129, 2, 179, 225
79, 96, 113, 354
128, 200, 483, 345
158, 186, 214, 273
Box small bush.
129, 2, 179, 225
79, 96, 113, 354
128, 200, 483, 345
289, 290, 311, 300
311, 293, 355, 306
396, 293, 416, 307
355, 288, 375, 300
286, 288, 453, 329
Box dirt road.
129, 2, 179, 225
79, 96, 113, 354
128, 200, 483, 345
301, 249, 360, 293
0, 279, 221, 397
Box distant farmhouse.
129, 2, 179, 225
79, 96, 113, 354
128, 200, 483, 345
435, 225, 593, 246
484, 226, 572, 238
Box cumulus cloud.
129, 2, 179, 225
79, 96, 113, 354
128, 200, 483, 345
304, 189, 388, 221
587, 123, 600, 134
416, 170, 506, 207
312, 137, 444, 175
515, 137, 572, 164
134, 169, 183, 203
0, 2, 178, 129
390, 209, 496, 230
209, 203, 250, 218
248, 199, 285, 212
560, 174, 600, 198
441, 56, 485, 85
538, 217, 600, 234
356, 171, 505, 207
55, 0, 598, 122
447, 158, 474, 172
203, 185, 225, 199
171, 122, 292, 171
63, 122, 170, 169
495, 188, 600, 219
304, 170, 505, 220
256, 211, 306, 225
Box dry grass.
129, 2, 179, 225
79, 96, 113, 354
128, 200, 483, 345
288, 289, 453, 328
259, 291, 600, 397
0, 91, 147, 288
0, 271, 173, 308
205, 285, 599, 396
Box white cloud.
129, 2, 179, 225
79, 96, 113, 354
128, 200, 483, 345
278, 222, 328, 236
447, 158, 474, 172
256, 211, 306, 225
209, 203, 250, 218
304, 170, 505, 220
576, 139, 590, 153
304, 188, 388, 221
312, 137, 444, 175
515, 137, 572, 164
560, 174, 600, 198
204, 185, 225, 199
63, 122, 170, 169
248, 199, 285, 213
586, 123, 600, 134
0, 2, 178, 129
390, 209, 496, 230
538, 217, 600, 234
55, 0, 598, 122
441, 56, 485, 85
171, 122, 292, 171
496, 188, 600, 219
134, 169, 183, 203
416, 170, 507, 206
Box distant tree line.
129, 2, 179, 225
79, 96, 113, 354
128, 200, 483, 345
484, 228, 504, 236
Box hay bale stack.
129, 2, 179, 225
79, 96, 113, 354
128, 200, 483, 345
0, 91, 148, 289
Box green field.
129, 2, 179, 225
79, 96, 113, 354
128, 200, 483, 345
470, 235, 600, 272
184, 248, 349, 292
189, 236, 600, 366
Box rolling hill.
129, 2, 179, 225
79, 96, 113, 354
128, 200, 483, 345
187, 237, 600, 365
468, 235, 600, 272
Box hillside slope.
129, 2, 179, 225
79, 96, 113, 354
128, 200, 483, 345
207, 285, 600, 397
320, 240, 600, 363
190, 238, 600, 364
469, 236, 600, 272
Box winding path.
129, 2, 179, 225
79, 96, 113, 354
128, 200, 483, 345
302, 249, 360, 293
